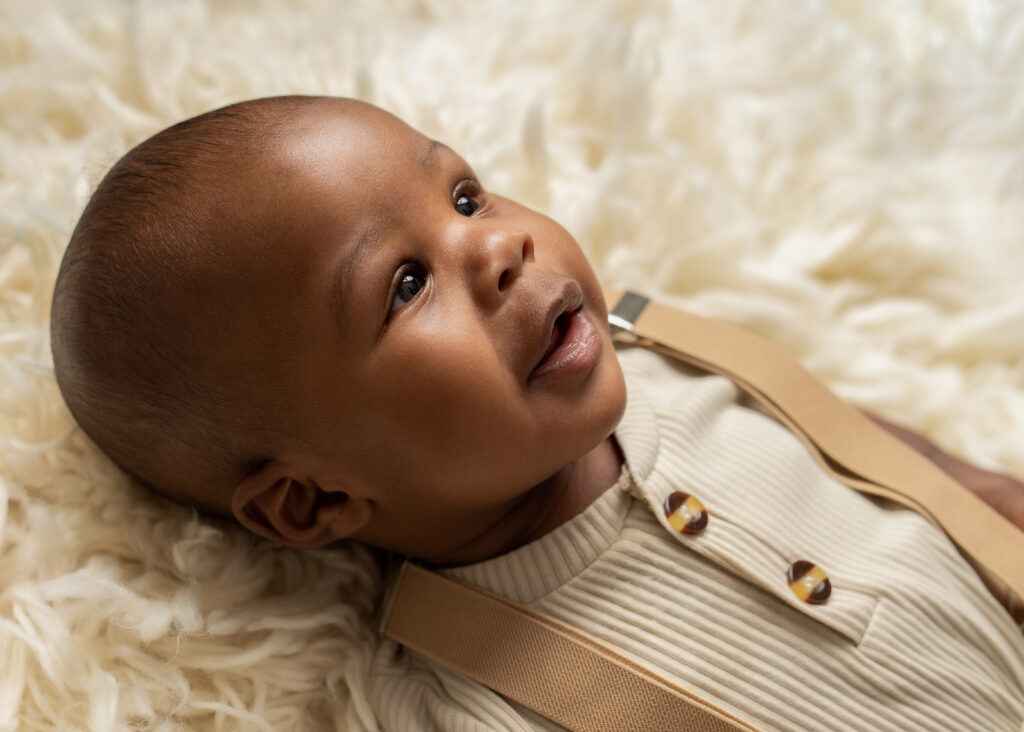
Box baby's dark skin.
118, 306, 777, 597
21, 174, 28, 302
217, 101, 630, 563
51, 97, 1024, 567
53, 98, 628, 565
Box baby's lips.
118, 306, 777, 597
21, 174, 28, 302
528, 280, 584, 378
538, 311, 569, 366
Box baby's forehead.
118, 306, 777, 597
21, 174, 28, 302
242, 106, 447, 236
192, 104, 427, 278
269, 101, 429, 176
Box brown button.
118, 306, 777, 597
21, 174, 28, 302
787, 560, 831, 604
663, 491, 708, 534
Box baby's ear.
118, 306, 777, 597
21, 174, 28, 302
231, 459, 372, 548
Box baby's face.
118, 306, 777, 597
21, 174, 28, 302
219, 101, 626, 558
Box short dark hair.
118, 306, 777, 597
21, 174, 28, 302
51, 96, 329, 515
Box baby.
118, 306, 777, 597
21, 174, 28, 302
51, 96, 1024, 731
51, 95, 627, 564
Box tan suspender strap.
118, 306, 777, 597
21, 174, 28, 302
383, 562, 766, 732
603, 287, 1024, 625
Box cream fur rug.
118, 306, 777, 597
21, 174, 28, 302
2, 1, 1023, 729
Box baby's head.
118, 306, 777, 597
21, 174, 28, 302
51, 96, 626, 561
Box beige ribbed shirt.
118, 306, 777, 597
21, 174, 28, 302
370, 346, 1024, 732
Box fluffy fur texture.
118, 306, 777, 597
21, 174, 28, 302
2, 0, 1023, 729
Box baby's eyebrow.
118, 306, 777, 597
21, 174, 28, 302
418, 140, 451, 173
330, 222, 384, 330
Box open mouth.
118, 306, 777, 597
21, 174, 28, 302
536, 309, 575, 370
529, 283, 603, 383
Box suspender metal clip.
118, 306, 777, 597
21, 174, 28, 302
608, 290, 650, 341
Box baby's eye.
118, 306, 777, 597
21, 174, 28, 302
454, 193, 479, 217
390, 265, 426, 312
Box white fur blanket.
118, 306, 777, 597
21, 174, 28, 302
2, 1, 1023, 729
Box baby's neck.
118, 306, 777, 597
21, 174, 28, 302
423, 436, 624, 567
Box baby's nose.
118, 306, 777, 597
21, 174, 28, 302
466, 227, 534, 305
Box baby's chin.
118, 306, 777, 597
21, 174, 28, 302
566, 349, 628, 467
